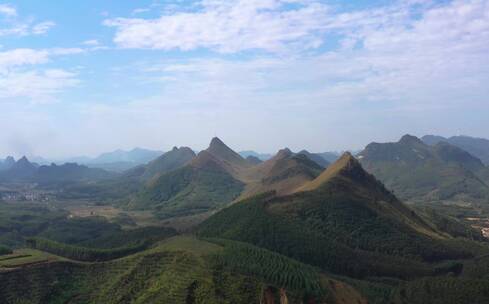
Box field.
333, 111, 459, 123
0, 249, 62, 269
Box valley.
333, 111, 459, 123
2, 135, 489, 303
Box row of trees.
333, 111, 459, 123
209, 238, 326, 299
26, 237, 148, 261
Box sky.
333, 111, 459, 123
0, 0, 488, 158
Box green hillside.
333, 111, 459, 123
240, 149, 324, 198
127, 138, 252, 218
140, 146, 196, 181
0, 236, 364, 304
199, 154, 489, 280
358, 135, 489, 203
131, 153, 244, 219
423, 135, 489, 165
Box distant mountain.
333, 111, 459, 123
207, 137, 252, 178
245, 155, 262, 165
239, 150, 273, 161
140, 146, 196, 181
358, 134, 489, 203
1, 156, 38, 180
200, 153, 476, 280
34, 163, 115, 184
316, 151, 341, 163
54, 148, 164, 172
130, 138, 245, 218
91, 148, 163, 164
0, 156, 115, 184
297, 150, 330, 168
0, 156, 15, 171
240, 148, 323, 198
422, 135, 489, 165
85, 162, 142, 172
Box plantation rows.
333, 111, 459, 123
209, 238, 326, 298
26, 237, 149, 262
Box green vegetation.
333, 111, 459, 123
0, 236, 334, 304
0, 249, 59, 268
392, 277, 489, 304
200, 193, 441, 279
26, 237, 150, 262
141, 146, 196, 181
78, 226, 176, 249
207, 238, 327, 299
0, 202, 177, 250
0, 244, 12, 255
199, 154, 489, 283
133, 165, 244, 219
358, 135, 489, 203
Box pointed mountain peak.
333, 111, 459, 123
18, 156, 30, 163
208, 137, 231, 153
329, 152, 362, 174
206, 137, 249, 168
172, 146, 179, 152
275, 148, 293, 159
209, 137, 226, 148
399, 134, 423, 145
297, 152, 366, 192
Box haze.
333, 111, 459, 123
1, 0, 488, 158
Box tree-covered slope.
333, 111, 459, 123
0, 236, 365, 304
140, 146, 196, 181
423, 135, 489, 166
358, 135, 489, 203
131, 150, 244, 218
199, 153, 489, 279
240, 149, 324, 199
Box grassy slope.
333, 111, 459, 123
0, 236, 365, 304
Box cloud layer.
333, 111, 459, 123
1, 0, 488, 157
105, 0, 331, 53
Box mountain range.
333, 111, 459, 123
1, 148, 165, 173
199, 151, 485, 280
423, 135, 489, 165
2, 135, 489, 303
358, 134, 489, 204
0, 156, 115, 184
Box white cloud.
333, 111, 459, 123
0, 48, 82, 102
0, 69, 79, 102
82, 39, 100, 46
0, 4, 16, 17
132, 8, 150, 15
104, 0, 331, 53
31, 21, 55, 34
0, 49, 50, 70
126, 0, 488, 109
0, 5, 55, 36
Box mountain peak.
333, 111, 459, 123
207, 137, 231, 154
399, 134, 423, 145
18, 156, 30, 163
297, 152, 365, 192
190, 150, 225, 172
276, 148, 293, 159
206, 137, 248, 168
209, 137, 225, 148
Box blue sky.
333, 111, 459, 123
0, 0, 488, 158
